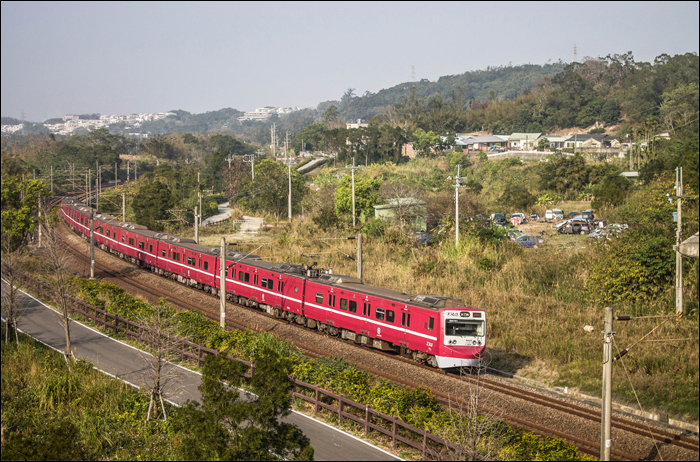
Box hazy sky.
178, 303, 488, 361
2, 1, 698, 122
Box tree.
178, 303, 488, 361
445, 353, 509, 460
177, 349, 313, 460
536, 137, 550, 152
334, 175, 382, 220
1, 176, 50, 251
242, 159, 307, 219
1, 233, 26, 344
137, 299, 186, 422
41, 212, 76, 364
592, 175, 631, 208
131, 180, 175, 231
322, 104, 339, 123
379, 181, 425, 231
499, 183, 536, 211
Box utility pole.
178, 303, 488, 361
194, 206, 199, 244
50, 166, 53, 193
37, 198, 42, 248
675, 167, 684, 315
219, 238, 226, 328
244, 152, 257, 180
226, 153, 233, 169
89, 208, 96, 279
600, 306, 614, 461
286, 131, 292, 221
345, 157, 361, 227
357, 232, 363, 282
271, 123, 276, 157
122, 192, 126, 222
115, 162, 118, 186
127, 161, 130, 182
447, 165, 467, 247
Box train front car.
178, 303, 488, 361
436, 307, 486, 369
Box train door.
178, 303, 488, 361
326, 289, 336, 326
360, 296, 371, 336
399, 307, 412, 348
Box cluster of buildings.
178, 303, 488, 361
1, 112, 175, 137
237, 106, 302, 122
454, 132, 623, 152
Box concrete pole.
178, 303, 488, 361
122, 193, 126, 222
115, 162, 118, 186
90, 208, 95, 279
50, 166, 53, 193
455, 179, 460, 248
600, 306, 613, 461
357, 232, 363, 282
352, 158, 357, 227
127, 161, 130, 181
220, 237, 226, 328
675, 167, 683, 315
37, 199, 42, 248
194, 206, 199, 244
288, 161, 292, 221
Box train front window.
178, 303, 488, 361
445, 319, 484, 337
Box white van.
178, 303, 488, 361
545, 210, 554, 220
552, 209, 564, 220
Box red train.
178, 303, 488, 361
61, 198, 486, 368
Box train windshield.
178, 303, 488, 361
445, 319, 484, 337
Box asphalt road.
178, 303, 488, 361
2, 281, 399, 461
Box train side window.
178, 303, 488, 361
315, 292, 323, 304
261, 277, 268, 287
139, 241, 145, 250
204, 261, 209, 271
349, 300, 357, 313
162, 249, 166, 257
238, 270, 245, 281
428, 316, 434, 330
375, 307, 385, 321
328, 294, 336, 307
121, 235, 125, 243
129, 238, 134, 246
401, 313, 411, 327
386, 310, 395, 323
149, 245, 153, 253
277, 281, 283, 292
363, 302, 370, 317
339, 298, 348, 311
244, 272, 250, 283
106, 230, 110, 237
254, 275, 259, 285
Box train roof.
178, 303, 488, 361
64, 199, 260, 261
63, 198, 464, 309
311, 273, 464, 310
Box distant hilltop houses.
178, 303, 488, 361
1, 112, 175, 137
237, 106, 302, 121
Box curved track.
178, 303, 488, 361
57, 215, 699, 461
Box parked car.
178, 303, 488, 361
545, 210, 554, 220
510, 213, 528, 225
529, 213, 540, 221
566, 211, 579, 220
581, 210, 595, 221
552, 209, 564, 220
490, 213, 507, 225
514, 234, 542, 247
558, 220, 591, 234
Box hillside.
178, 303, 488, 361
319, 62, 568, 121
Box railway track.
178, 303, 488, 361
56, 219, 699, 461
